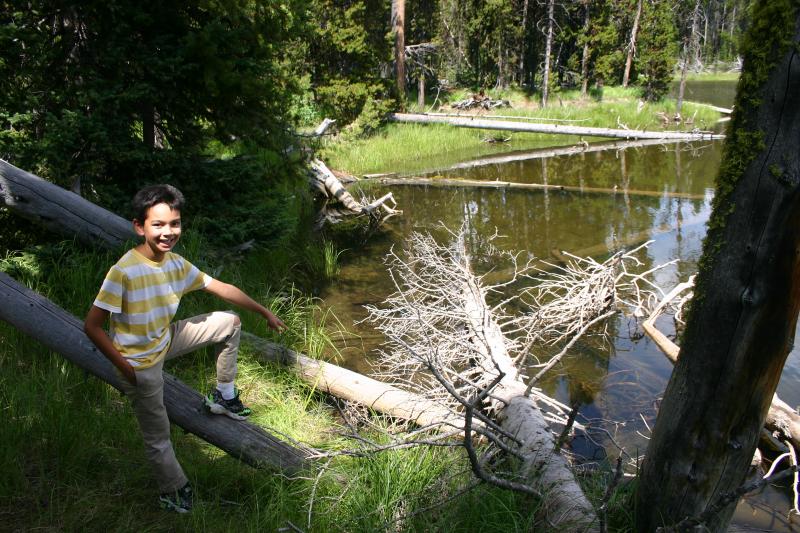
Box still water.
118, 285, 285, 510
321, 80, 799, 530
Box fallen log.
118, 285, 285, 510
368, 231, 599, 531
389, 113, 725, 141
441, 137, 690, 173
1, 159, 134, 248
461, 257, 600, 532
242, 332, 461, 430
309, 158, 401, 228
354, 174, 707, 201
641, 279, 800, 453
0, 271, 309, 473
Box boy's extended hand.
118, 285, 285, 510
264, 310, 287, 333
205, 280, 288, 334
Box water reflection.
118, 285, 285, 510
320, 137, 800, 530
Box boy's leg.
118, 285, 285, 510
118, 361, 189, 494
166, 311, 241, 384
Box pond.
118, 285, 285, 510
320, 79, 799, 530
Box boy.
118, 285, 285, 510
84, 184, 286, 513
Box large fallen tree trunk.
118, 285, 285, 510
0, 159, 133, 248
0, 272, 309, 473
368, 231, 599, 531
389, 113, 725, 141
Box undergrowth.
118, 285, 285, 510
0, 238, 639, 532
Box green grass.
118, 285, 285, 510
678, 71, 740, 82
322, 86, 722, 176
1, 239, 594, 532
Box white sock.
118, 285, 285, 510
216, 381, 235, 400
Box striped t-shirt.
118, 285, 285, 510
93, 248, 213, 369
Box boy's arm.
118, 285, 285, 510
204, 279, 287, 332
84, 305, 137, 386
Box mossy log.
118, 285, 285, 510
0, 272, 309, 473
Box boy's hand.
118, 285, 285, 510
120, 361, 138, 386
265, 310, 287, 333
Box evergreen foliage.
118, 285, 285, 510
637, 0, 679, 100
0, 0, 310, 246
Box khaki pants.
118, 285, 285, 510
118, 311, 241, 493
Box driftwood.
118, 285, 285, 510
309, 158, 401, 228
0, 159, 134, 248
441, 138, 697, 172
355, 174, 706, 201
389, 113, 725, 141
0, 272, 309, 473
641, 278, 800, 454
367, 230, 599, 531
450, 95, 510, 110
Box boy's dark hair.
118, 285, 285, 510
132, 184, 185, 223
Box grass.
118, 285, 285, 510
2, 238, 612, 532
322, 85, 723, 176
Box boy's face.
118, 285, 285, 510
133, 202, 182, 260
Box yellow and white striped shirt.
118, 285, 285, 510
93, 248, 212, 369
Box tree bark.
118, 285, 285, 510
392, 0, 406, 106
677, 0, 701, 118
581, 1, 591, 97
519, 0, 530, 85
636, 4, 800, 531
389, 113, 724, 140
541, 0, 554, 108
418, 72, 425, 108
622, 0, 643, 87
0, 159, 134, 249
0, 272, 309, 473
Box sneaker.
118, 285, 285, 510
204, 388, 252, 420
159, 482, 192, 513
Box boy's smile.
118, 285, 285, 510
134, 202, 182, 261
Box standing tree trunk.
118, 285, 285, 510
580, 1, 590, 98
417, 73, 425, 108
676, 0, 701, 118
622, 0, 643, 87
541, 0, 554, 108
636, 3, 800, 531
519, 0, 529, 85
392, 0, 406, 106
